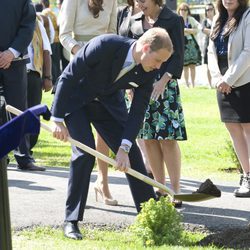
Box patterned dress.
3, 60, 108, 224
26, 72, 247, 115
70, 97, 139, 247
125, 6, 187, 141
138, 79, 187, 140
184, 16, 202, 66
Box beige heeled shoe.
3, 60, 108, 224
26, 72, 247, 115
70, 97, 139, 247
94, 185, 118, 206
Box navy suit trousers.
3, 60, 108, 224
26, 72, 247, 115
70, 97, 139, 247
64, 100, 156, 221
0, 62, 34, 166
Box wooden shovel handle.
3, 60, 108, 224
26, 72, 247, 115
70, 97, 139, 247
5, 105, 175, 196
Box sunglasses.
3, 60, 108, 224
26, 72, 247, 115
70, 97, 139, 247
180, 9, 188, 11
206, 8, 214, 11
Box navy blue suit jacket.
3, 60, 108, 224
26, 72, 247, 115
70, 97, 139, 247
52, 34, 158, 143
0, 0, 35, 58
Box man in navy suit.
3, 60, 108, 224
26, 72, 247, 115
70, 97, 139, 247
0, 0, 45, 171
51, 27, 173, 240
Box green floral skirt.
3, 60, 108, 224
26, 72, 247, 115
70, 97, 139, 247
138, 80, 187, 140
184, 35, 201, 66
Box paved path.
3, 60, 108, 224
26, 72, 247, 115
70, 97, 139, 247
7, 165, 250, 232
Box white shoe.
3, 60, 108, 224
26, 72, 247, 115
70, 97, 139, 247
234, 175, 250, 197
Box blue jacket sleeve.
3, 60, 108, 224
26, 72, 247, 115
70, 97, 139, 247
11, 0, 36, 55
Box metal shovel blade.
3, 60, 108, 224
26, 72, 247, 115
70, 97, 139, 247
127, 168, 219, 202
173, 193, 216, 202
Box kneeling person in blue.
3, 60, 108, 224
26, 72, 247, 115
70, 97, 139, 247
51, 27, 173, 240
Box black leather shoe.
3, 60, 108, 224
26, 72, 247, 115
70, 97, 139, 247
155, 191, 168, 201
171, 199, 183, 208
63, 221, 83, 240
17, 162, 46, 171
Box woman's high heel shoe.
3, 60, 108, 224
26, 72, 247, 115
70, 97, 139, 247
94, 185, 118, 206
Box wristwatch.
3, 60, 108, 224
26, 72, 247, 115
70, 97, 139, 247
119, 144, 130, 153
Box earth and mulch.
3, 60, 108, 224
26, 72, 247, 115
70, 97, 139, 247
198, 226, 250, 249
186, 179, 250, 249
183, 222, 250, 249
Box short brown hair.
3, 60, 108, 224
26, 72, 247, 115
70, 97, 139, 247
138, 27, 173, 54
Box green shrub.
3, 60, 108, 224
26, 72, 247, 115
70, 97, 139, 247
218, 139, 242, 173
225, 139, 242, 173
130, 197, 183, 247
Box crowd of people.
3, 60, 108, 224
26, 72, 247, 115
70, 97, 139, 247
0, 0, 249, 241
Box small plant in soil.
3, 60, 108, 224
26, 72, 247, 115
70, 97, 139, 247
130, 196, 183, 247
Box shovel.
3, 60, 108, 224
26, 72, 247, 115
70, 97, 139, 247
6, 105, 219, 202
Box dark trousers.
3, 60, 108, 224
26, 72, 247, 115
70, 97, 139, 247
64, 101, 156, 221
27, 70, 42, 151
0, 62, 33, 166
51, 42, 62, 85
59, 43, 69, 70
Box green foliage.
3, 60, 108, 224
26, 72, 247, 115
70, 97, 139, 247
217, 138, 242, 173
130, 197, 184, 247
225, 139, 242, 173
179, 87, 237, 181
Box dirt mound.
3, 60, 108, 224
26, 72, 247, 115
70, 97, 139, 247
193, 179, 221, 197
198, 226, 250, 249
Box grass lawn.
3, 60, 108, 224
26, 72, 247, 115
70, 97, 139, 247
20, 85, 238, 181
12, 226, 219, 250
179, 86, 237, 181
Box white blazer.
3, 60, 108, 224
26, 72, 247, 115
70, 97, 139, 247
208, 8, 250, 87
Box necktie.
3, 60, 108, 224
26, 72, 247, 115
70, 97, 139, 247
115, 61, 136, 81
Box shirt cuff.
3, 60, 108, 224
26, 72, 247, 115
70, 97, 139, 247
50, 116, 64, 123
121, 139, 132, 148
166, 72, 173, 78
8, 48, 20, 58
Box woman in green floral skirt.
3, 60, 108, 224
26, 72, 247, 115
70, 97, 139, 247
178, 2, 202, 88
128, 0, 187, 207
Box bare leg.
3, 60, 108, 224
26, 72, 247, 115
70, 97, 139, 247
145, 139, 183, 206
183, 66, 190, 88
160, 140, 181, 193
242, 123, 250, 173
137, 139, 153, 174
144, 140, 166, 194
190, 64, 196, 88
95, 132, 116, 203
225, 123, 250, 174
